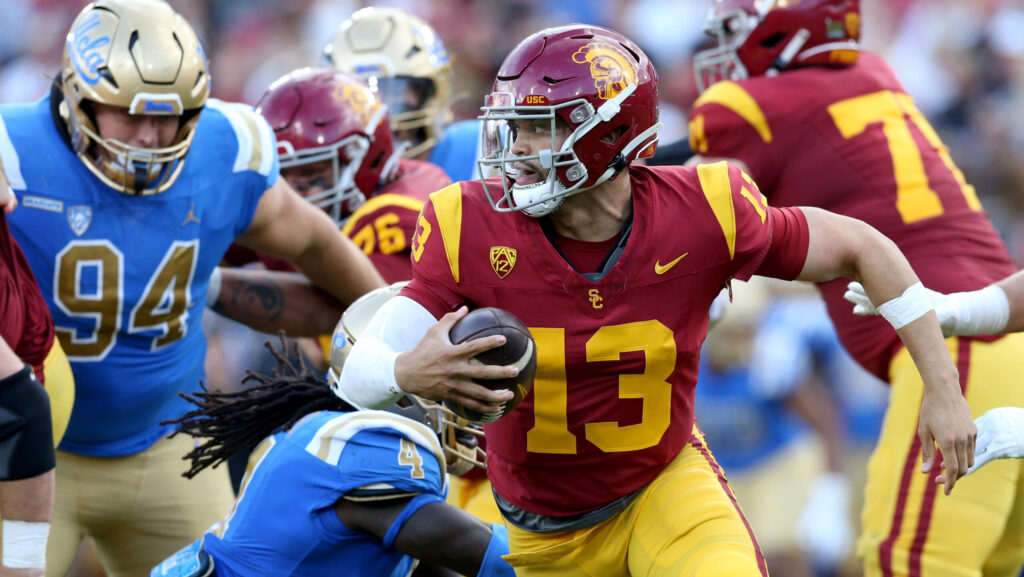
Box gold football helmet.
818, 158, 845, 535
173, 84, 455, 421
322, 7, 452, 159
326, 282, 486, 475
60, 0, 210, 195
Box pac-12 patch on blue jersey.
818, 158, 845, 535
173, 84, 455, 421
0, 94, 278, 457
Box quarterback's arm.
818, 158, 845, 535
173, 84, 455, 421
337, 296, 515, 413
844, 276, 1012, 338
793, 207, 975, 493
208, 267, 344, 337
334, 499, 512, 577
235, 177, 385, 306
0, 335, 53, 576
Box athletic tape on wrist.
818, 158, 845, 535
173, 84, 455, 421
2, 520, 49, 569
876, 282, 934, 330
206, 267, 223, 309
947, 285, 1010, 335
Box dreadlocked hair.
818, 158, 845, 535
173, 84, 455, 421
163, 335, 355, 479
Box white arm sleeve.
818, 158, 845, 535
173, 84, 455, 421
338, 295, 440, 409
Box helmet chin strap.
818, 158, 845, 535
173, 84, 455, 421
768, 28, 811, 76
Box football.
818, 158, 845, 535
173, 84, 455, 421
446, 307, 537, 422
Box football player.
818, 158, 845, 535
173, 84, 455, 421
689, 1, 1024, 575
255, 67, 451, 284
250, 67, 507, 526
336, 24, 975, 577
322, 6, 484, 183
0, 177, 74, 577
844, 277, 1024, 481
150, 292, 513, 577
0, 1, 385, 575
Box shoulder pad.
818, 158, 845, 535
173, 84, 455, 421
204, 99, 276, 177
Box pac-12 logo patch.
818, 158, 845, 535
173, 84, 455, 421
67, 206, 92, 236
490, 246, 516, 279
572, 42, 638, 100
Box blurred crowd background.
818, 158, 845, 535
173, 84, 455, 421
2, 1, 1023, 576
4, 0, 1024, 256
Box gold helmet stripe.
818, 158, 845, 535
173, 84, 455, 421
0, 114, 25, 190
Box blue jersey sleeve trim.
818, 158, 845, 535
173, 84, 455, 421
381, 492, 445, 547
477, 524, 514, 577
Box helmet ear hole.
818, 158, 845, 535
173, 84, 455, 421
760, 33, 786, 48
600, 125, 628, 145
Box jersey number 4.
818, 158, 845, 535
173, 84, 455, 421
54, 240, 198, 361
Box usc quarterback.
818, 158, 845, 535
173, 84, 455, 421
337, 23, 976, 577
689, 1, 1024, 576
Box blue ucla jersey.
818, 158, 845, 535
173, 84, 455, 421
204, 410, 447, 577
0, 94, 277, 457
694, 357, 808, 472
428, 119, 482, 183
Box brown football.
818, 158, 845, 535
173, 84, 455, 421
446, 307, 537, 422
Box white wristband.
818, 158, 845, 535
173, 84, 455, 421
943, 285, 1009, 336
337, 336, 405, 409
3, 520, 49, 569
206, 267, 223, 309
877, 282, 934, 330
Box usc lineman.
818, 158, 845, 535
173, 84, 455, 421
690, 1, 1024, 576
337, 24, 975, 577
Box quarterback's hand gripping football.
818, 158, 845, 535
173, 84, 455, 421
393, 307, 515, 416
935, 407, 1024, 485
845, 281, 954, 335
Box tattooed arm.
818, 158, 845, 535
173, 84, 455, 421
209, 267, 344, 337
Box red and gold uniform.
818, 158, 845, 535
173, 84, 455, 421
690, 51, 1024, 577
402, 162, 810, 575
0, 211, 72, 445
341, 159, 449, 283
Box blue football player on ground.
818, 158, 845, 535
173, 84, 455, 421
151, 286, 513, 577
0, 1, 384, 575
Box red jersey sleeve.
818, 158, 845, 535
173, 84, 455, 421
689, 80, 780, 187
0, 214, 53, 382
758, 206, 810, 280
399, 183, 469, 319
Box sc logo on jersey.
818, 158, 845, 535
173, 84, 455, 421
572, 42, 637, 100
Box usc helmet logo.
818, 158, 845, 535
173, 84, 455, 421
333, 83, 378, 125
572, 42, 637, 100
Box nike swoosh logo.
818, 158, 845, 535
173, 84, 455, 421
654, 252, 688, 275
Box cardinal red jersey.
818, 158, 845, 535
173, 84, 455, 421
0, 211, 53, 382
223, 159, 450, 279
342, 159, 451, 283
689, 51, 1016, 379
400, 163, 809, 517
